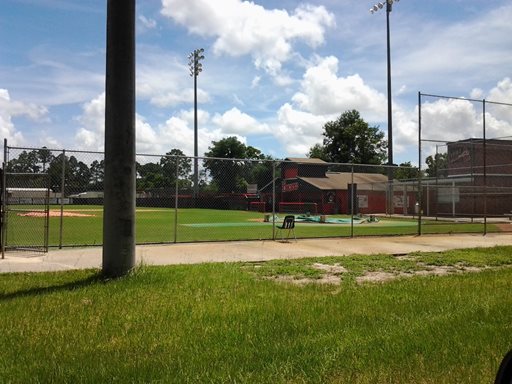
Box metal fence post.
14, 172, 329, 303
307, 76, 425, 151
403, 183, 407, 216
59, 149, 66, 249
350, 165, 354, 238
417, 91, 422, 236
174, 155, 179, 243
272, 161, 276, 240
1, 139, 7, 259
483, 99, 487, 235
44, 177, 50, 252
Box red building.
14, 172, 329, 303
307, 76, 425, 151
279, 158, 389, 214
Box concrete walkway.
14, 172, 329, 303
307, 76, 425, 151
1, 233, 512, 273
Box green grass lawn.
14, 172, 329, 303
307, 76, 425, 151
1, 246, 512, 383
4, 205, 502, 248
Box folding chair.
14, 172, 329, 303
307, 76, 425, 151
277, 215, 296, 242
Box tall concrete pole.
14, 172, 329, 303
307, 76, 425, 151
102, 0, 136, 277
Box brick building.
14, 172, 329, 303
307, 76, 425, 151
426, 138, 512, 216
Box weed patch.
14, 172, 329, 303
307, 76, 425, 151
245, 245, 512, 285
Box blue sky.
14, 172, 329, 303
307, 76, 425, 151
1, 0, 511, 164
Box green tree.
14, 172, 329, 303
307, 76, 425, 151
203, 136, 267, 193
5, 150, 47, 188
310, 110, 387, 165
307, 143, 328, 161
7, 148, 55, 174
67, 156, 91, 195
37, 147, 54, 172
6, 150, 40, 173
160, 149, 192, 189
47, 154, 91, 195
89, 160, 105, 190
136, 162, 165, 190
394, 161, 421, 180
248, 157, 274, 192
425, 153, 448, 178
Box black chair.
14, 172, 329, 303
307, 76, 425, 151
277, 215, 296, 242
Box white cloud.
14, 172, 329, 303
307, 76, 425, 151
136, 115, 159, 150
160, 0, 334, 78
392, 77, 512, 163
0, 89, 48, 120
269, 55, 390, 156
486, 77, 512, 124
75, 93, 163, 154
78, 93, 105, 132
419, 81, 512, 146
232, 94, 244, 106
420, 98, 481, 143
212, 107, 270, 135
0, 89, 48, 145
273, 103, 330, 156
470, 88, 484, 100
74, 93, 236, 157
137, 52, 193, 108
251, 76, 261, 89
75, 127, 98, 148
291, 56, 387, 121
157, 113, 224, 157
149, 90, 195, 108
138, 15, 157, 32
392, 105, 418, 157
74, 93, 105, 150
38, 136, 61, 149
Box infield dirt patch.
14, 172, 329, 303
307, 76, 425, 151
17, 210, 95, 218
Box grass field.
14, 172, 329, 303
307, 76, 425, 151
1, 246, 512, 383
4, 205, 504, 248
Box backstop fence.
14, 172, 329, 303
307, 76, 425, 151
418, 92, 512, 235
2, 134, 512, 253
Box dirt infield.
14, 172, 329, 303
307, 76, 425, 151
17, 210, 95, 218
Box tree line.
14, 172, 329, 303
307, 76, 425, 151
5, 110, 446, 194
5, 142, 274, 195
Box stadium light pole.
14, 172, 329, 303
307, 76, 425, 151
370, 0, 400, 214
102, 0, 136, 277
188, 48, 204, 200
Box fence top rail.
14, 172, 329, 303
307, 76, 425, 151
6, 172, 48, 176
7, 145, 105, 155
420, 92, 512, 107
421, 138, 512, 147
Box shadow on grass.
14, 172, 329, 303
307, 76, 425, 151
0, 272, 109, 302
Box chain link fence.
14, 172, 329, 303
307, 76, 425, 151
418, 93, 512, 235
2, 141, 511, 251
